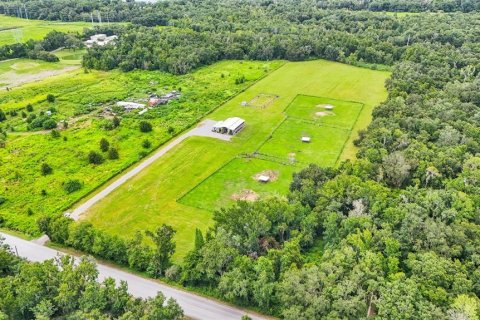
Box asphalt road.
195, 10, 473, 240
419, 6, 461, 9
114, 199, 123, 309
68, 119, 230, 220
0, 232, 264, 320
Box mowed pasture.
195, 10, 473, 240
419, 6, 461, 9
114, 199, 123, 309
0, 14, 90, 45
82, 60, 390, 261
0, 60, 279, 235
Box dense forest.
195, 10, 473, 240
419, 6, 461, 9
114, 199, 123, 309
33, 2, 480, 319
81, 7, 479, 75
0, 0, 478, 23
1, 0, 480, 319
0, 237, 184, 319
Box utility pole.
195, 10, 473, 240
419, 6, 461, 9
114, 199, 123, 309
24, 4, 28, 20
98, 11, 102, 25
91, 12, 94, 27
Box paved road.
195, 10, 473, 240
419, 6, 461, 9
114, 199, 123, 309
0, 232, 264, 320
69, 119, 230, 220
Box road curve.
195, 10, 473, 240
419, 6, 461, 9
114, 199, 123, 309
68, 119, 230, 220
0, 232, 265, 320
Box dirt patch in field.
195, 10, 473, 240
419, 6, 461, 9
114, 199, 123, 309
253, 170, 279, 182
10, 61, 40, 70
0, 65, 79, 90
232, 189, 259, 201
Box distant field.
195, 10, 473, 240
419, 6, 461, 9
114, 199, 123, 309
0, 14, 91, 46
0, 53, 83, 89
82, 60, 389, 261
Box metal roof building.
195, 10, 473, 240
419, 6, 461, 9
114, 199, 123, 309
212, 117, 245, 135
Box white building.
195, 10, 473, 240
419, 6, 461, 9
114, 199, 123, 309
116, 101, 145, 110
212, 117, 245, 135
85, 34, 118, 48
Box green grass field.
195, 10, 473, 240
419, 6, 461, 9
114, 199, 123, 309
0, 14, 91, 45
0, 60, 281, 238
81, 60, 390, 261
257, 118, 351, 165
285, 95, 364, 129
180, 157, 297, 212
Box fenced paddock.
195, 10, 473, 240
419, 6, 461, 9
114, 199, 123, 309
246, 93, 279, 108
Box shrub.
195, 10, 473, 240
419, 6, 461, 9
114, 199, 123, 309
63, 179, 82, 194
27, 208, 34, 216
46, 94, 56, 103
235, 75, 246, 84
142, 139, 151, 148
42, 119, 57, 130
0, 110, 6, 122
139, 121, 153, 132
0, 196, 6, 205
112, 116, 121, 128
50, 129, 60, 138
88, 151, 104, 164
167, 126, 175, 135
99, 138, 110, 152
41, 163, 53, 176
26, 114, 36, 123
100, 119, 115, 131
21, 111, 27, 118
26, 104, 33, 112
165, 265, 182, 281
108, 147, 119, 160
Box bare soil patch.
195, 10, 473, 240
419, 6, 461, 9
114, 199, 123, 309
0, 66, 79, 90
231, 189, 259, 201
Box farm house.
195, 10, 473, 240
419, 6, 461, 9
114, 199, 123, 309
212, 117, 246, 135
116, 101, 145, 110
85, 34, 118, 48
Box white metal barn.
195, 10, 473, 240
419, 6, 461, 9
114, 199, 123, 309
212, 117, 246, 135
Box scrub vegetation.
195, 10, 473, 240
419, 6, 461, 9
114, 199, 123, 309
0, 60, 280, 235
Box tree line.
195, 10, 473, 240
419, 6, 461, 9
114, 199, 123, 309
80, 7, 478, 75
0, 0, 477, 24
0, 30, 83, 62
0, 236, 184, 319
